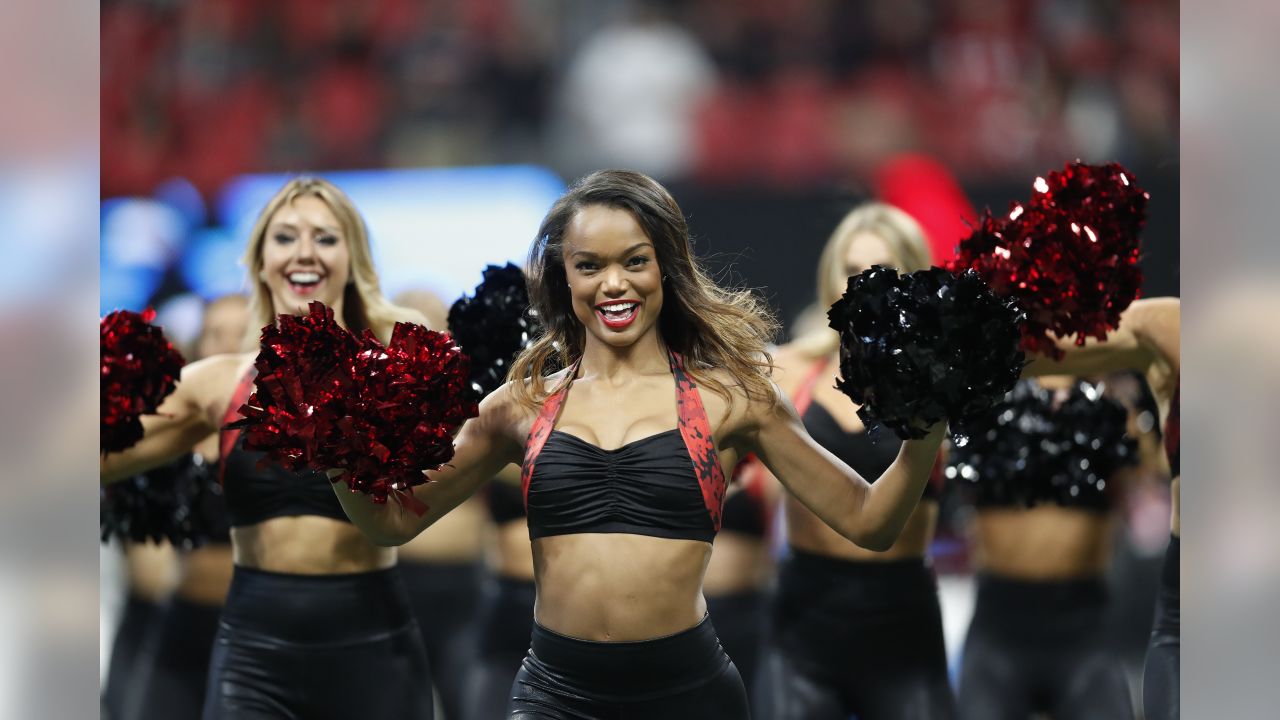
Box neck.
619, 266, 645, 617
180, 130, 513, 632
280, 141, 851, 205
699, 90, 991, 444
578, 328, 668, 383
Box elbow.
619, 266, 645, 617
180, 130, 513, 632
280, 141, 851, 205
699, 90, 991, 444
849, 525, 897, 552
363, 524, 414, 547
369, 534, 407, 548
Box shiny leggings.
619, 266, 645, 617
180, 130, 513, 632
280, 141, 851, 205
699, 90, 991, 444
464, 576, 536, 720
755, 550, 955, 720
1143, 536, 1179, 719
133, 596, 222, 719
957, 575, 1133, 720
507, 615, 748, 719
203, 566, 433, 720
400, 560, 483, 720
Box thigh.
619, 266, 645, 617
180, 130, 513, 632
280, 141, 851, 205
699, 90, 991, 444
858, 670, 956, 720
956, 629, 1031, 720
1142, 640, 1179, 720
626, 661, 748, 720
752, 648, 845, 720
853, 598, 956, 720
507, 661, 602, 720
303, 626, 435, 720
201, 626, 299, 720
1050, 645, 1134, 720
465, 656, 524, 720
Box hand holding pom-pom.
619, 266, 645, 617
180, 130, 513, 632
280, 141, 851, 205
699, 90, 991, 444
447, 263, 544, 400
336, 322, 478, 505
827, 266, 1025, 441
232, 302, 479, 511
230, 302, 361, 471
950, 161, 1148, 359
101, 309, 186, 454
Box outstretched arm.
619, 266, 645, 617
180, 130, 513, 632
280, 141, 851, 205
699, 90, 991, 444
332, 384, 526, 547
743, 388, 945, 551
1024, 297, 1180, 381
100, 354, 243, 485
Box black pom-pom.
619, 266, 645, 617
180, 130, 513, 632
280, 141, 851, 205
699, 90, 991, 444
447, 263, 544, 399
947, 379, 1138, 509
100, 454, 229, 548
827, 266, 1026, 441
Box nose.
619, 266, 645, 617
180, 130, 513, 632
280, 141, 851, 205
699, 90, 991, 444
601, 265, 628, 296
295, 234, 317, 263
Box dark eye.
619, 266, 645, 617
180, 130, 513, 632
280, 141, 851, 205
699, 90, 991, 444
627, 256, 650, 267
575, 261, 598, 271
273, 233, 295, 245
316, 235, 339, 246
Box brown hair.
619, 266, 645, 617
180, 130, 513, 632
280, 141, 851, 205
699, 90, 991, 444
508, 170, 778, 409
240, 177, 422, 349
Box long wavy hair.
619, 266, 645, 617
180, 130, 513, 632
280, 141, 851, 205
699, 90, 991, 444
790, 202, 933, 358
240, 177, 422, 349
508, 170, 779, 409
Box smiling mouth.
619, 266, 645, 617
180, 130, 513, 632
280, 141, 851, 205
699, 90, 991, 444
595, 301, 641, 329
286, 271, 325, 296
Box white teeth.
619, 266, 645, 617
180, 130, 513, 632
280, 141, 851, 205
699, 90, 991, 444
288, 272, 322, 284
598, 302, 638, 318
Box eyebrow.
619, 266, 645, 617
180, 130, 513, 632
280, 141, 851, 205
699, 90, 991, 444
568, 242, 654, 259
267, 222, 340, 235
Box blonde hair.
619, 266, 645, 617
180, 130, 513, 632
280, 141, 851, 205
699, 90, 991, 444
791, 202, 933, 358
240, 176, 423, 349
508, 170, 779, 410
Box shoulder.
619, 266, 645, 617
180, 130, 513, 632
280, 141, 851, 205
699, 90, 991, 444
177, 352, 254, 416
181, 352, 253, 393
770, 342, 822, 396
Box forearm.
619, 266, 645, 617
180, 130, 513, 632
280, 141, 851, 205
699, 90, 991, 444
330, 479, 426, 547
856, 426, 945, 549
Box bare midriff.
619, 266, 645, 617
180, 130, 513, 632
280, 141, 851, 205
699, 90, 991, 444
532, 533, 711, 641
703, 531, 771, 595
492, 520, 536, 581
397, 495, 488, 565
787, 498, 938, 561
175, 544, 234, 605
231, 516, 395, 574
974, 506, 1113, 580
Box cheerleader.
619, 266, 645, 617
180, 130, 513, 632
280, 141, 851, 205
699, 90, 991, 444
102, 178, 435, 719
332, 170, 946, 718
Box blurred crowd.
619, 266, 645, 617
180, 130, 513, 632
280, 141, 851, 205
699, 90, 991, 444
102, 0, 1178, 199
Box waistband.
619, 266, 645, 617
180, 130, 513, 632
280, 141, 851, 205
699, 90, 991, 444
527, 614, 730, 699
220, 565, 416, 646
970, 573, 1107, 639
784, 547, 932, 580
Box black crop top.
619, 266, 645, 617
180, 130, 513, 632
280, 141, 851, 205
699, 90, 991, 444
219, 372, 351, 528
801, 401, 935, 499
520, 351, 725, 544
792, 359, 941, 501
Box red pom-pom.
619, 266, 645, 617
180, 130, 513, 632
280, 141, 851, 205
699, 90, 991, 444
950, 161, 1148, 359
230, 302, 361, 471
101, 309, 186, 454
336, 323, 478, 505
232, 302, 478, 512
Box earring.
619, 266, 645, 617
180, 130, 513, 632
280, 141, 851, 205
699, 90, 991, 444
662, 275, 669, 283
